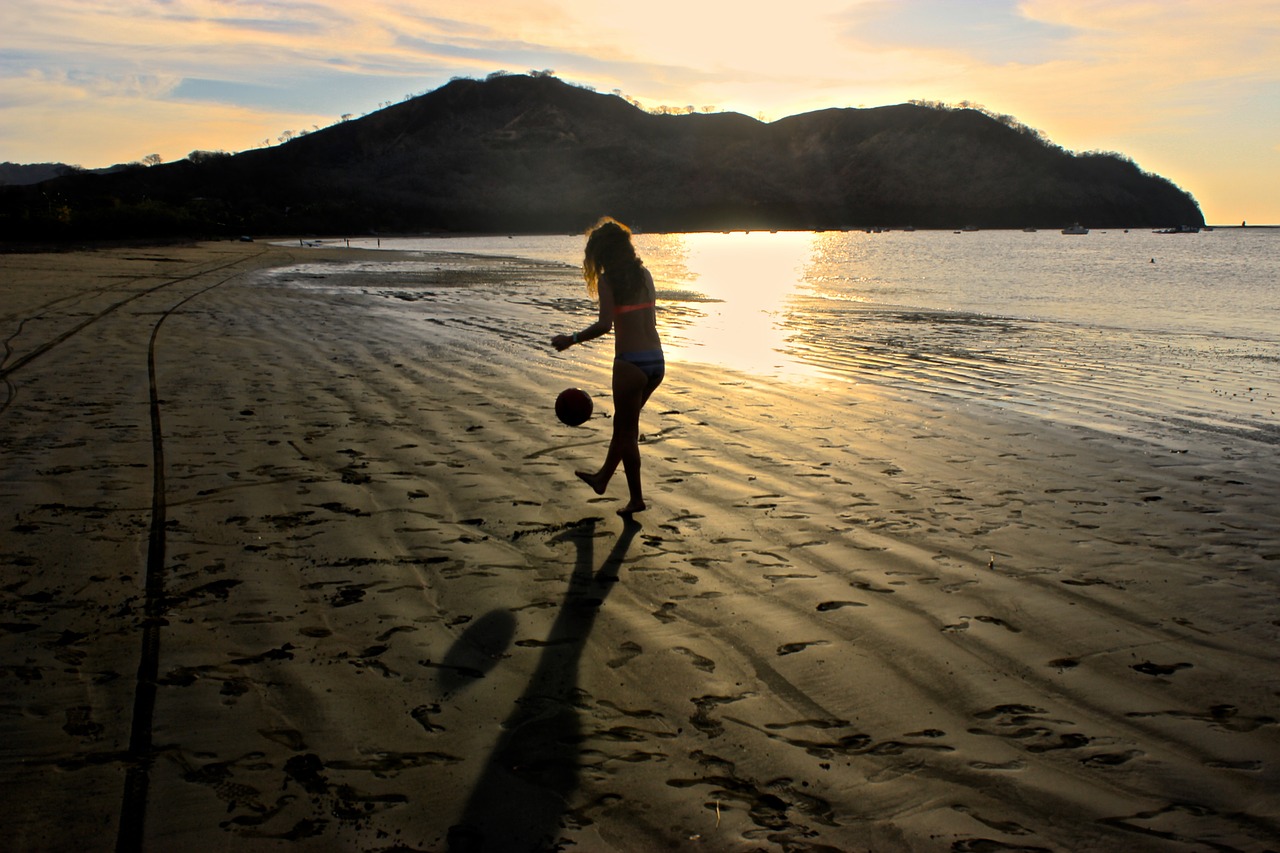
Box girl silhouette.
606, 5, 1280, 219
552, 217, 664, 515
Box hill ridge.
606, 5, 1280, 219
0, 73, 1203, 239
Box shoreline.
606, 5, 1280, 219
2, 241, 1278, 851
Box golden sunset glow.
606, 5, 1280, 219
3, 0, 1278, 223
642, 231, 822, 380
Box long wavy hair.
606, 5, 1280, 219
583, 216, 646, 301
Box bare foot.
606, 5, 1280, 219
576, 470, 607, 496
617, 499, 646, 516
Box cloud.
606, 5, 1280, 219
0, 69, 326, 166
839, 0, 1077, 65
70, 70, 184, 99
213, 17, 330, 37
1, 0, 1277, 220
0, 67, 182, 109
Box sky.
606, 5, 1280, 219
2, 0, 1278, 224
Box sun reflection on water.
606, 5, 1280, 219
636, 231, 830, 381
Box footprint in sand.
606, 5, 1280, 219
1132, 660, 1193, 676
1025, 733, 1091, 753
1126, 703, 1275, 733
606, 641, 643, 669
764, 571, 817, 582
969, 704, 1114, 759
943, 615, 1021, 633
689, 692, 754, 737
673, 646, 716, 672
1080, 749, 1143, 767
1061, 576, 1115, 587
260, 728, 308, 750
667, 751, 837, 835
969, 759, 1027, 771
376, 625, 418, 642
410, 704, 446, 733
652, 602, 678, 623
816, 600, 866, 612
62, 706, 104, 740
777, 640, 830, 656
950, 803, 1033, 837
973, 615, 1021, 633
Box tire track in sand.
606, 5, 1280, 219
105, 261, 261, 853
0, 252, 259, 417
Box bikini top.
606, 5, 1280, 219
614, 300, 655, 317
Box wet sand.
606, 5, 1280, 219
2, 240, 1279, 851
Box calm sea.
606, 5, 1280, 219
317, 228, 1279, 447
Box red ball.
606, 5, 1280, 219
555, 388, 593, 426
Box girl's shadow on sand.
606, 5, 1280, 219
447, 516, 640, 852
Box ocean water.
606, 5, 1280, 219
319, 228, 1279, 447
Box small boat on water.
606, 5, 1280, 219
1061, 223, 1089, 235
1154, 225, 1201, 234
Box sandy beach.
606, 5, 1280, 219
2, 240, 1279, 852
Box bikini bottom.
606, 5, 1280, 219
617, 349, 665, 384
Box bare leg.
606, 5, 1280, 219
616, 362, 665, 515
577, 359, 652, 514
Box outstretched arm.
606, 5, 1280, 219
552, 279, 614, 351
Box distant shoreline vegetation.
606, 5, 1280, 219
0, 72, 1204, 242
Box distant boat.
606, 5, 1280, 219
1154, 225, 1200, 234
1022, 227, 1038, 232
1061, 223, 1089, 235
961, 225, 980, 232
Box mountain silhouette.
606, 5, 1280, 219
1, 73, 1203, 240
